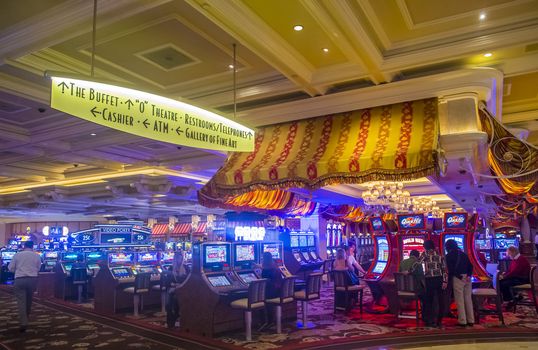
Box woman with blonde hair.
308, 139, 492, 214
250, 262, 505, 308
333, 248, 347, 270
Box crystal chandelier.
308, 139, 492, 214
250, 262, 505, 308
361, 181, 441, 215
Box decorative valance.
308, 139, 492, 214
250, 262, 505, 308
200, 98, 439, 203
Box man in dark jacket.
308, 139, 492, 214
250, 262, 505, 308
445, 239, 474, 327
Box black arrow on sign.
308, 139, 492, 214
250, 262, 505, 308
247, 131, 253, 139
176, 126, 184, 135
58, 81, 69, 93
125, 99, 134, 110
90, 107, 101, 118
143, 119, 150, 128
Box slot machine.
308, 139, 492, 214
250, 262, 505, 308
364, 217, 392, 281
54, 251, 83, 300
298, 234, 312, 263
396, 214, 429, 262
160, 251, 174, 271
306, 234, 322, 262
493, 237, 519, 261
42, 251, 59, 272
261, 242, 292, 278
474, 238, 494, 263
94, 251, 160, 313
134, 251, 161, 282
232, 242, 260, 285
326, 223, 333, 258
85, 251, 105, 277
0, 250, 17, 283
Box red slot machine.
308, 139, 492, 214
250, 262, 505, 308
364, 217, 392, 281
396, 214, 429, 266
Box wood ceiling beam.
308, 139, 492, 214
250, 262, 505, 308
186, 0, 324, 96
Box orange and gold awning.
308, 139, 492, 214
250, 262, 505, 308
200, 98, 439, 204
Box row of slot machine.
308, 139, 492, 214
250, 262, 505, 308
178, 241, 296, 337
475, 235, 520, 263
364, 213, 491, 285
283, 230, 323, 275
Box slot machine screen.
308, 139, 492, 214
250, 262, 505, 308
290, 236, 299, 248
494, 238, 518, 250
238, 272, 258, 284
203, 244, 230, 269
45, 261, 57, 269
61, 252, 79, 262
235, 244, 256, 262
400, 236, 426, 259
376, 237, 390, 262
63, 263, 73, 272
108, 253, 134, 265
311, 251, 319, 260
307, 235, 315, 247
293, 252, 302, 262
262, 243, 280, 259
475, 239, 492, 250
372, 262, 387, 274
85, 251, 104, 263
299, 235, 307, 247
301, 251, 310, 261
137, 252, 158, 264
161, 252, 174, 263
138, 266, 155, 274
443, 234, 465, 253
112, 268, 131, 278
207, 274, 231, 287
1, 251, 16, 260
44, 251, 58, 259
87, 264, 100, 270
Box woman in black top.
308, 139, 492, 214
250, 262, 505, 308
445, 239, 474, 327
261, 252, 283, 299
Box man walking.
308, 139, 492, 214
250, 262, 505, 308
8, 240, 42, 332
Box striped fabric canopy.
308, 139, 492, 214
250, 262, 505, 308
151, 223, 168, 236
171, 223, 191, 235
200, 98, 439, 202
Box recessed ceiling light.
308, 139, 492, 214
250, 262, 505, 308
479, 13, 486, 20
228, 64, 234, 69
293, 25, 303, 31
483, 52, 492, 57
90, 133, 96, 136
322, 48, 329, 53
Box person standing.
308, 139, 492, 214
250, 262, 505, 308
8, 240, 42, 332
499, 246, 531, 305
445, 239, 474, 327
166, 250, 188, 328
419, 240, 448, 328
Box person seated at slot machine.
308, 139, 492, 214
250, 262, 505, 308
333, 248, 348, 271
399, 249, 425, 294
345, 241, 367, 277
72, 254, 87, 270
499, 246, 530, 307
261, 252, 283, 299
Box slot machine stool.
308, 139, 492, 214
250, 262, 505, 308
294, 273, 322, 328
471, 273, 505, 326
71, 268, 88, 303
511, 266, 536, 313
124, 273, 151, 317
266, 276, 296, 334
393, 272, 421, 326
230, 279, 267, 341
332, 270, 364, 314
152, 271, 174, 314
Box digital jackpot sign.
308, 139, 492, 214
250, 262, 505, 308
397, 214, 425, 231
369, 217, 385, 232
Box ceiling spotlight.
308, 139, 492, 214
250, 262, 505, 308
90, 133, 97, 136
322, 48, 329, 53
228, 64, 234, 69
483, 52, 492, 57
479, 13, 486, 20
293, 25, 303, 31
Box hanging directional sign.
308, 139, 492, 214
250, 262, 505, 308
50, 76, 255, 152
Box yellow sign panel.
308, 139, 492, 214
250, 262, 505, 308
50, 76, 255, 152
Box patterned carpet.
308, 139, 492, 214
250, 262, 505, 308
2, 282, 536, 350
108, 283, 538, 350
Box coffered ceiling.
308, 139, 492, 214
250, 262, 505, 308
0, 0, 537, 221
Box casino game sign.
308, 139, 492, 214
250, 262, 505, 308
369, 217, 386, 232
397, 214, 425, 231
443, 212, 468, 230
